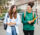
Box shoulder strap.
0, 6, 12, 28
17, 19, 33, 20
24, 11, 26, 17
33, 12, 34, 18
7, 13, 9, 18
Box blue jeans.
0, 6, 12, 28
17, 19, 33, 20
11, 26, 17, 35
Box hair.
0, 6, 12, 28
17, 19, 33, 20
9, 5, 17, 19
28, 2, 34, 8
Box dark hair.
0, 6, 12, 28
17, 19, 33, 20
9, 5, 17, 19
28, 2, 34, 8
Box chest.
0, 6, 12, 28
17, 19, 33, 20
7, 17, 17, 23
25, 14, 33, 21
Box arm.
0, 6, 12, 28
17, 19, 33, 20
33, 13, 36, 24
3, 13, 8, 30
22, 13, 28, 24
3, 13, 8, 24
7, 22, 16, 26
28, 13, 36, 24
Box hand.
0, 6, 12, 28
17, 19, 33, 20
28, 20, 34, 24
28, 21, 32, 24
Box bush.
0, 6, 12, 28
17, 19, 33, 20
0, 13, 5, 20
2, 9, 7, 13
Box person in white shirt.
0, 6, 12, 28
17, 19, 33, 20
3, 5, 21, 35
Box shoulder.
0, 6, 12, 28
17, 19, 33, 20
4, 13, 9, 18
5, 13, 8, 16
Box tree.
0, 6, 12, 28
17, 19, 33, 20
0, 0, 11, 13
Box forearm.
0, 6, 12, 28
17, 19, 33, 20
31, 20, 34, 23
7, 22, 16, 26
10, 23, 16, 25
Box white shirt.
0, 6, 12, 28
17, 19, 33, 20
3, 13, 21, 35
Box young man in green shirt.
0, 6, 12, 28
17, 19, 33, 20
22, 2, 36, 35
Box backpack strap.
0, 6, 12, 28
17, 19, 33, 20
33, 12, 34, 18
7, 13, 9, 18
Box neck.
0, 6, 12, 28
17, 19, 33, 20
28, 10, 32, 13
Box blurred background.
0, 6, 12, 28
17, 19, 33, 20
0, 0, 40, 35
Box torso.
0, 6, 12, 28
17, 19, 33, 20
7, 14, 18, 26
25, 12, 33, 21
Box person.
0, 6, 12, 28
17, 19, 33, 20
22, 2, 36, 35
3, 5, 21, 35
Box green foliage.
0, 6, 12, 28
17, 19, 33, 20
0, 0, 6, 5
16, 9, 22, 13
2, 9, 7, 13
0, 13, 5, 19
